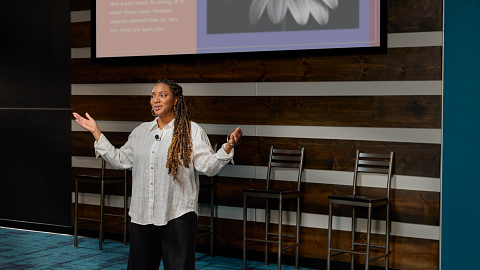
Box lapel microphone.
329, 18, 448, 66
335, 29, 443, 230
155, 135, 161, 141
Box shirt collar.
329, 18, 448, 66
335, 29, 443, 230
150, 117, 175, 132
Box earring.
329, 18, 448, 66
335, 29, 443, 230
151, 108, 156, 117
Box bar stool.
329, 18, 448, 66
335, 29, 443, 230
74, 158, 128, 251
196, 143, 217, 257
243, 146, 305, 270
327, 150, 394, 270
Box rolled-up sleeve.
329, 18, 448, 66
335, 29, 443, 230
94, 133, 134, 170
192, 125, 234, 177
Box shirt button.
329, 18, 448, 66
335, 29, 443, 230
152, 151, 154, 153
151, 183, 153, 185
151, 167, 153, 169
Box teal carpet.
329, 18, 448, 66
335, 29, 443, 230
0, 227, 313, 269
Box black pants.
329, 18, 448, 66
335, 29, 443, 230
127, 211, 197, 270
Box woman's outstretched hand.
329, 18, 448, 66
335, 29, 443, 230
73, 112, 102, 141
223, 127, 242, 154
228, 127, 243, 146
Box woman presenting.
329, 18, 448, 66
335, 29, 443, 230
73, 79, 242, 270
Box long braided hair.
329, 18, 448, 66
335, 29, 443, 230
156, 79, 192, 181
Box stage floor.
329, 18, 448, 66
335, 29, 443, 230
0, 227, 313, 269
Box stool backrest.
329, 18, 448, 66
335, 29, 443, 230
352, 150, 394, 199
266, 146, 305, 192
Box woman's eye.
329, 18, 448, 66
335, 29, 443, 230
161, 94, 167, 97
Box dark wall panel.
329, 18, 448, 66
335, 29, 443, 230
0, 0, 71, 227
0, 110, 71, 226
0, 1, 70, 109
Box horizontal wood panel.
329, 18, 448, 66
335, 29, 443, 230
71, 95, 441, 128
387, 0, 443, 33
72, 132, 441, 178
72, 204, 438, 270
70, 22, 90, 48
71, 167, 439, 226
70, 0, 90, 11
69, 0, 443, 34
70, 47, 442, 83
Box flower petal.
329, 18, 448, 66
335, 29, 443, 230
267, 0, 288, 24
287, 0, 310, 25
309, 0, 329, 25
322, 0, 338, 10
249, 0, 269, 25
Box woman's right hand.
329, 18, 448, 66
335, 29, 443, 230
73, 112, 102, 141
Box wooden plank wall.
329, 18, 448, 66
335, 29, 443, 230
70, 1, 443, 269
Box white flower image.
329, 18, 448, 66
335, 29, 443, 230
249, 0, 339, 26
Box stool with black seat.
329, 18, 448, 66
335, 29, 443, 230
327, 150, 394, 270
243, 146, 305, 270
74, 158, 128, 251
196, 143, 217, 257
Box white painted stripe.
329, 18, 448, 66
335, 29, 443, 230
71, 120, 256, 137
256, 125, 441, 144
388, 31, 443, 48
70, 31, 442, 59
256, 81, 442, 96
71, 47, 91, 59
72, 157, 440, 192
72, 83, 256, 96
71, 10, 90, 23
72, 81, 441, 96
72, 120, 441, 144
72, 192, 439, 240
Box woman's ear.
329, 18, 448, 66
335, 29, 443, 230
174, 97, 178, 106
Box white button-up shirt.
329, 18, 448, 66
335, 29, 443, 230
94, 118, 233, 226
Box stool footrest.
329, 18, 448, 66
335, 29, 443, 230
196, 232, 213, 238
267, 233, 296, 238
330, 248, 366, 256
103, 222, 126, 228
353, 242, 386, 249
77, 217, 99, 222
369, 253, 389, 262
246, 238, 278, 244
103, 214, 125, 218
281, 243, 298, 251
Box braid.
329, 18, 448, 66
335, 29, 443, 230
157, 79, 192, 181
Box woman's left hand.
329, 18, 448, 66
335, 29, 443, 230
223, 127, 242, 154
228, 127, 243, 146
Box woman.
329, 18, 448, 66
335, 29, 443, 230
73, 79, 242, 270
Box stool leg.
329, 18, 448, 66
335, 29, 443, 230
210, 183, 214, 257
327, 202, 333, 270
295, 197, 300, 270
243, 195, 247, 270
351, 206, 356, 270
99, 180, 105, 251
385, 203, 390, 270
265, 198, 269, 266
365, 207, 372, 270
74, 180, 78, 247
123, 172, 127, 246
277, 197, 282, 270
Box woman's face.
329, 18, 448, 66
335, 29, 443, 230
150, 83, 178, 119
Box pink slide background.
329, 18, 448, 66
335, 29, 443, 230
97, 0, 197, 57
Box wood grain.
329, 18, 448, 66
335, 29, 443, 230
72, 204, 439, 270
72, 131, 441, 178
71, 95, 441, 128
70, 0, 90, 11
387, 0, 443, 33
71, 167, 439, 226
70, 46, 442, 82
70, 22, 90, 48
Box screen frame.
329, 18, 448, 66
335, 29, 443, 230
90, 0, 387, 64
